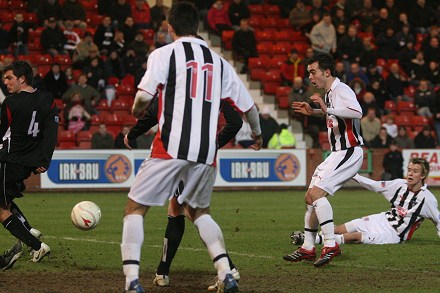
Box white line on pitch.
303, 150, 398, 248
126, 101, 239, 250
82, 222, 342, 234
44, 235, 438, 274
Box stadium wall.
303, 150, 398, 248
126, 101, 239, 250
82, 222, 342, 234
25, 148, 392, 192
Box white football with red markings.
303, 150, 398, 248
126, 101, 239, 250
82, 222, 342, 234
71, 201, 101, 231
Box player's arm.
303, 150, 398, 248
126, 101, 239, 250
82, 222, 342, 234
0, 102, 11, 139
124, 97, 159, 149
38, 102, 59, 171
244, 104, 262, 150
326, 89, 363, 119
420, 194, 440, 238
132, 90, 155, 118
352, 174, 406, 200
217, 101, 242, 148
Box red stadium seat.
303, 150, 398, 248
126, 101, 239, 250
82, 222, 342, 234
249, 68, 266, 81
221, 30, 234, 50
384, 100, 396, 115
397, 101, 416, 116
32, 54, 52, 65
275, 86, 291, 100
111, 99, 131, 116
95, 99, 111, 115
121, 74, 135, 86
255, 31, 275, 42
411, 115, 430, 132
277, 95, 290, 109
404, 85, 416, 98
256, 42, 273, 55
394, 115, 412, 128
248, 5, 265, 16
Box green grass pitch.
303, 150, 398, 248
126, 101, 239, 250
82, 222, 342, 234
1, 189, 440, 292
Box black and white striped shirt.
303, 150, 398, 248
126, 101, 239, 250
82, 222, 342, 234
137, 37, 255, 165
354, 174, 440, 241
325, 78, 364, 151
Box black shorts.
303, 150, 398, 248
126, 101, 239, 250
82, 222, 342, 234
0, 162, 34, 206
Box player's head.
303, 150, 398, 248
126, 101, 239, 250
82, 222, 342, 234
3, 61, 34, 93
408, 157, 430, 185
168, 1, 199, 37
307, 53, 335, 90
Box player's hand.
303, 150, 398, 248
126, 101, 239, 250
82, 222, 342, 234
34, 166, 47, 174
310, 94, 327, 113
123, 134, 132, 150
250, 134, 263, 150
292, 101, 313, 116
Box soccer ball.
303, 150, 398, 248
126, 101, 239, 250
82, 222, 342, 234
71, 201, 101, 231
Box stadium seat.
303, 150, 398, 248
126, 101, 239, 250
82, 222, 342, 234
384, 100, 396, 115
265, 5, 280, 16
32, 54, 52, 65
248, 5, 265, 16
394, 115, 412, 128
58, 130, 76, 148
139, 29, 155, 45
256, 42, 273, 55
111, 99, 131, 116
404, 85, 416, 98
255, 31, 275, 43
95, 99, 111, 115
411, 115, 430, 132
76, 130, 93, 147
54, 54, 72, 69
248, 56, 269, 70
221, 30, 234, 50
275, 86, 291, 100
271, 42, 291, 56
274, 18, 290, 29
249, 68, 266, 81
397, 101, 416, 116
248, 16, 264, 29
107, 76, 120, 87
121, 74, 135, 86
121, 114, 137, 127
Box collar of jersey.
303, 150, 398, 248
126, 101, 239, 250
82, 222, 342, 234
175, 36, 208, 47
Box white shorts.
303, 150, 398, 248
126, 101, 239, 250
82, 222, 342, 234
128, 158, 216, 209
310, 146, 363, 195
345, 212, 401, 244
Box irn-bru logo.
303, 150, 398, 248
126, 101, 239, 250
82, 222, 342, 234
274, 154, 300, 181
104, 155, 132, 183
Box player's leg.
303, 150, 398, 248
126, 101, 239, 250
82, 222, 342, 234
181, 163, 238, 292
121, 199, 149, 292
154, 183, 186, 287
121, 158, 184, 292
0, 164, 49, 263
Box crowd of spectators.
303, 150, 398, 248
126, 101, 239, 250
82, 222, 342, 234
0, 0, 439, 152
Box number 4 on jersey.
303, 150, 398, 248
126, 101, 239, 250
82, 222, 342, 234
28, 111, 40, 137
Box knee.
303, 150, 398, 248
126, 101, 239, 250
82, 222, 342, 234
124, 199, 147, 217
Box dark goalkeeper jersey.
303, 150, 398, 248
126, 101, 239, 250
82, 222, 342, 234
0, 90, 59, 168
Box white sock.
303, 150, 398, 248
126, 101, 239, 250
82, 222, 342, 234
121, 214, 144, 289
335, 234, 344, 244
313, 197, 336, 247
302, 205, 318, 250
194, 214, 230, 281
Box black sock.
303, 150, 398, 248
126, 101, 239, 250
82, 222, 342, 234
10, 201, 32, 230
156, 215, 185, 275
227, 253, 236, 270
3, 215, 41, 250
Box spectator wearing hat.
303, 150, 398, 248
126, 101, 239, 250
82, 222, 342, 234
259, 106, 279, 149
41, 17, 67, 57
280, 49, 305, 87
232, 18, 257, 74
414, 126, 437, 149
382, 140, 403, 180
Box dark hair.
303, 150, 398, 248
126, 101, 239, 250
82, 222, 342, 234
168, 2, 199, 37
307, 53, 336, 76
4, 61, 33, 85
409, 157, 430, 178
